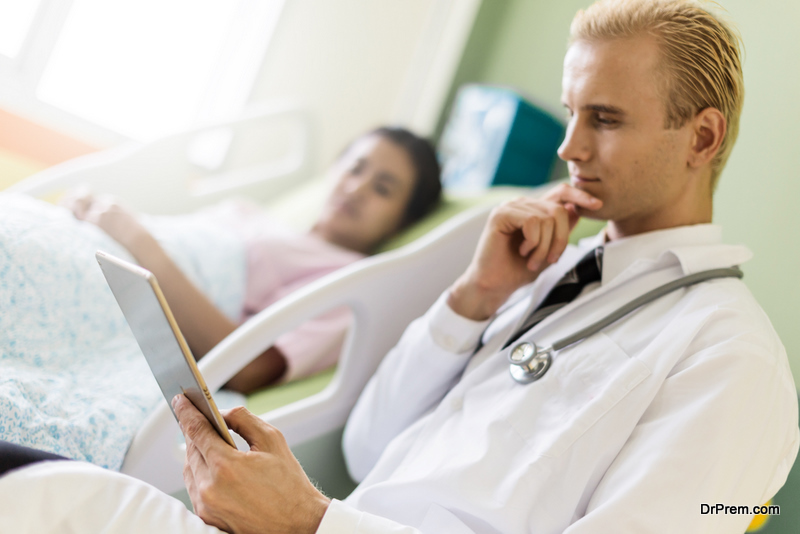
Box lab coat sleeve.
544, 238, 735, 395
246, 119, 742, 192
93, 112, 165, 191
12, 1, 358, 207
0, 461, 224, 534
317, 500, 424, 534
318, 500, 481, 534
564, 318, 800, 534
342, 291, 490, 482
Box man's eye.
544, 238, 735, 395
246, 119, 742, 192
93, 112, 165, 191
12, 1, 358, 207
594, 115, 618, 126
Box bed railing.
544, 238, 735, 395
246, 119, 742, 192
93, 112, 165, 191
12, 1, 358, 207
7, 101, 314, 214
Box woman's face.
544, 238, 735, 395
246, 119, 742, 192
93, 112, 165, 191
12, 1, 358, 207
313, 134, 417, 253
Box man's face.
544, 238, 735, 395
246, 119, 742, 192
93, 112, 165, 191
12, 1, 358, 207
559, 36, 698, 238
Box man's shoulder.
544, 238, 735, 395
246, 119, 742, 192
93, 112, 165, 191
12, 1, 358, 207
677, 276, 785, 364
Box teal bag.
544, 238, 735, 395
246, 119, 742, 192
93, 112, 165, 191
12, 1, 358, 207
439, 84, 566, 190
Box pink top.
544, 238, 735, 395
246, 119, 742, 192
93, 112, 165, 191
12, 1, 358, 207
206, 200, 364, 382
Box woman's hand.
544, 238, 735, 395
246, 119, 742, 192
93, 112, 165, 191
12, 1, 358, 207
61, 188, 153, 254
174, 395, 330, 534
447, 184, 602, 320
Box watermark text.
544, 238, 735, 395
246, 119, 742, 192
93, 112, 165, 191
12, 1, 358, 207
700, 503, 780, 516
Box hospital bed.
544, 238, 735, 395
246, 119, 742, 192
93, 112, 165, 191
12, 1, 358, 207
8, 102, 514, 496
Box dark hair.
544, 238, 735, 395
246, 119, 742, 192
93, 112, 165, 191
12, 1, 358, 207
370, 126, 442, 229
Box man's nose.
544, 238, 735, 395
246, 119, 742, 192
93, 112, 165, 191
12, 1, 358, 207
557, 118, 591, 162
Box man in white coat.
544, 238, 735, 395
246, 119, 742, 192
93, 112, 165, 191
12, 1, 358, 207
1, 0, 797, 533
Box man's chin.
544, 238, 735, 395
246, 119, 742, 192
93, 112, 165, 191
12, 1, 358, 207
574, 206, 609, 221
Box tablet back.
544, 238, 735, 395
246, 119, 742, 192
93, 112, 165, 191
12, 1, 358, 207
96, 250, 235, 447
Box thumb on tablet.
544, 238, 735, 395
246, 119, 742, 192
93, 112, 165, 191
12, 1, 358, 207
222, 406, 288, 453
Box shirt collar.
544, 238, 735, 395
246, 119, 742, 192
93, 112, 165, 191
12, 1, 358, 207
576, 224, 753, 285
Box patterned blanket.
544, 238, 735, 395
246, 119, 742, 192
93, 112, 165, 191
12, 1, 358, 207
0, 194, 246, 469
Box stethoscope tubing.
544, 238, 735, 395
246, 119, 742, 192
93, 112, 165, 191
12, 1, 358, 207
508, 266, 744, 384
550, 266, 743, 352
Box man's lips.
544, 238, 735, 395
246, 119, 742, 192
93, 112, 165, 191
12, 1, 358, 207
571, 175, 600, 184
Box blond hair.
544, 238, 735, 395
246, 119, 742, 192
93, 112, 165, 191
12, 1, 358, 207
570, 0, 744, 188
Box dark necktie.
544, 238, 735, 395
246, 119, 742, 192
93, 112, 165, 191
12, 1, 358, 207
502, 246, 604, 349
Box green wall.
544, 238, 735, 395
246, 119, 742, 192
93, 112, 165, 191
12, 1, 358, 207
444, 0, 800, 380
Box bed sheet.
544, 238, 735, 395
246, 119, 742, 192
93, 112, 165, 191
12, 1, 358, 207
0, 193, 246, 470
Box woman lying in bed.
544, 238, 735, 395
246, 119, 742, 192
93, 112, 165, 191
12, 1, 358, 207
64, 126, 442, 394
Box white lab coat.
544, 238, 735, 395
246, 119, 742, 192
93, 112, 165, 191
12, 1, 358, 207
319, 224, 799, 534
1, 225, 797, 534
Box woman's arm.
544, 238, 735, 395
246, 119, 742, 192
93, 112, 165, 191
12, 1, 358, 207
64, 192, 286, 393
136, 227, 288, 392
126, 228, 237, 357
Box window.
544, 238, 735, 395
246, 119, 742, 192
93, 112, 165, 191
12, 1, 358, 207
0, 0, 284, 143
0, 1, 43, 58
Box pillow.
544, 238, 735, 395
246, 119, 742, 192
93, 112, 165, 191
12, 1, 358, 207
261, 176, 333, 230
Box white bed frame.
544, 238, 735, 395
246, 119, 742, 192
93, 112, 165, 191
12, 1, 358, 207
7, 101, 316, 214
9, 105, 496, 495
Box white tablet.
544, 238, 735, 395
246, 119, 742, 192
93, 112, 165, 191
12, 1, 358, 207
96, 250, 236, 448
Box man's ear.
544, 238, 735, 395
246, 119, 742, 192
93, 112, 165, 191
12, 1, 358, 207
688, 107, 726, 169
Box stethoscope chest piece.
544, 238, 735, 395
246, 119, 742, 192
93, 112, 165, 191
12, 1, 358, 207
508, 342, 553, 384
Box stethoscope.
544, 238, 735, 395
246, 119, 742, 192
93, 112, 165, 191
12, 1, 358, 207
507, 266, 744, 384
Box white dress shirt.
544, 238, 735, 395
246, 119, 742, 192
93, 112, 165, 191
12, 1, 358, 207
322, 224, 799, 534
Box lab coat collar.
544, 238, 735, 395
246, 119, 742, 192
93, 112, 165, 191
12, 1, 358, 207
577, 224, 753, 286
